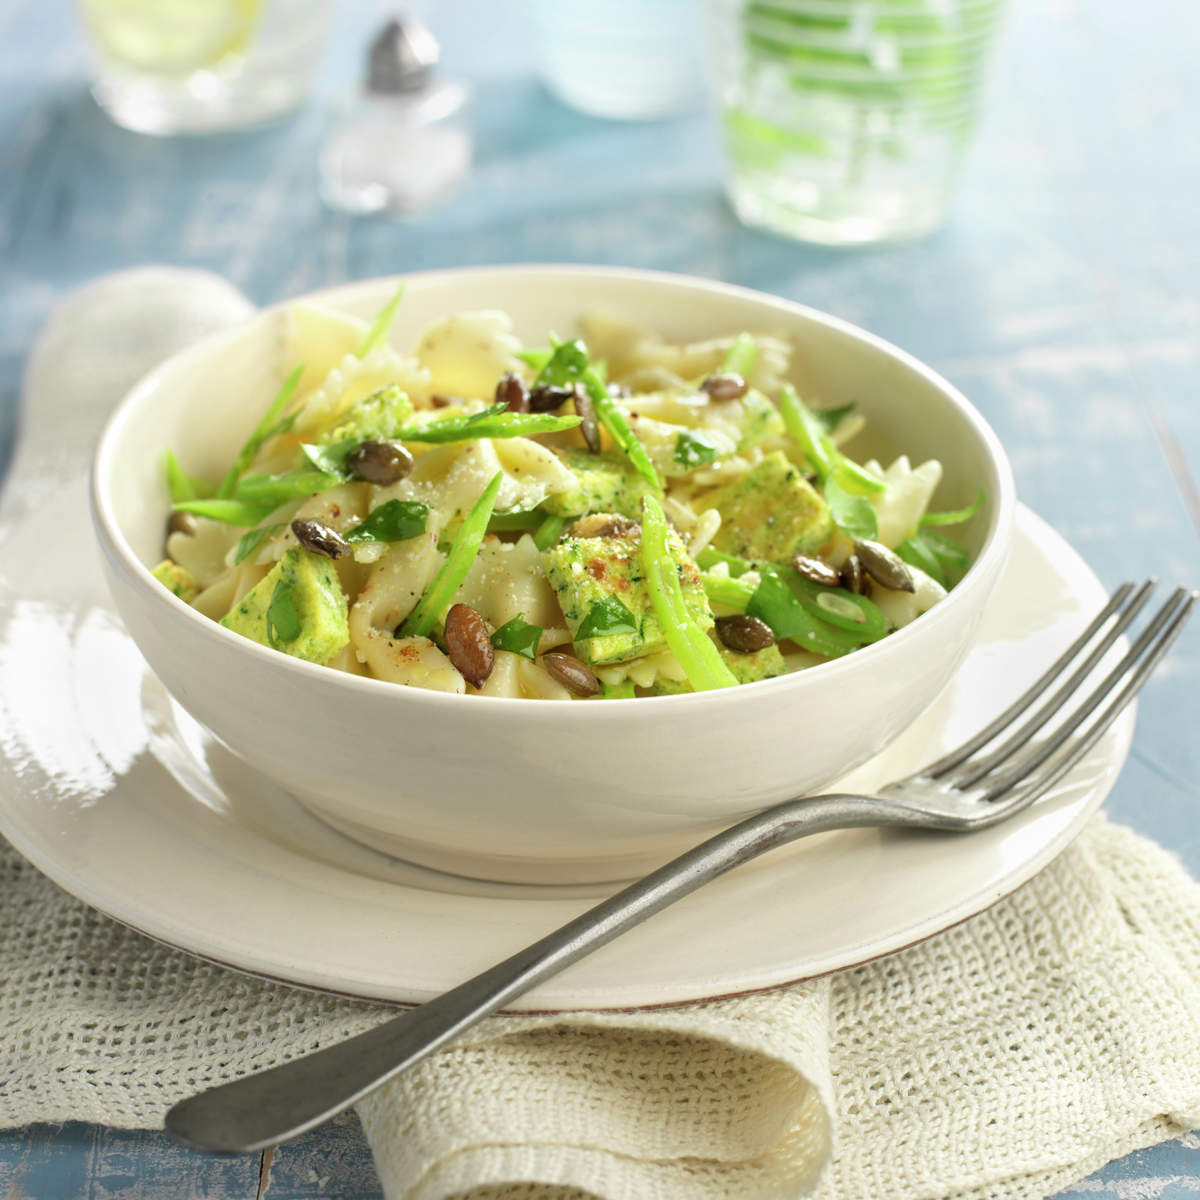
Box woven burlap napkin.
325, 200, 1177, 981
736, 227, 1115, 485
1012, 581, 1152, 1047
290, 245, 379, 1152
3, 271, 1199, 1200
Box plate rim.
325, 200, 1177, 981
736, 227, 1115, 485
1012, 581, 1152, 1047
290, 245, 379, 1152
0, 499, 1131, 1011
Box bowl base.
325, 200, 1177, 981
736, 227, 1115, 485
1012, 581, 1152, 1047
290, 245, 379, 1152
297, 800, 687, 887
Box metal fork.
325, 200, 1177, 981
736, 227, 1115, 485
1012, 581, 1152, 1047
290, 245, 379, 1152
166, 581, 1196, 1155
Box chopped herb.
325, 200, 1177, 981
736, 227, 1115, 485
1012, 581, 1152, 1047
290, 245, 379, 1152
824, 476, 878, 541
234, 523, 285, 565
344, 500, 429, 544
576, 595, 640, 640
920, 489, 985, 527
921, 529, 971, 570
673, 429, 721, 469
265, 576, 301, 648
355, 283, 405, 358
490, 615, 542, 661
218, 364, 304, 498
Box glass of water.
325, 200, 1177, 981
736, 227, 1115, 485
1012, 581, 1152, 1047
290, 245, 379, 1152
77, 0, 330, 135
705, 0, 1007, 245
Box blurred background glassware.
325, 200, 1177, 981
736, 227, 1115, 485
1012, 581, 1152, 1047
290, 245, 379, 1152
77, 0, 330, 135
528, 0, 702, 120
320, 15, 472, 215
705, 0, 1008, 245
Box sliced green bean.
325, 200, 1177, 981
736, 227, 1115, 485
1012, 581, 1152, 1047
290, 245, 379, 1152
400, 472, 503, 639
532, 513, 568, 551
356, 283, 406, 358
721, 332, 758, 378
641, 496, 738, 691
920, 488, 985, 527
219, 364, 304, 498
779, 384, 833, 479
700, 573, 757, 612
398, 404, 580, 443
746, 570, 864, 658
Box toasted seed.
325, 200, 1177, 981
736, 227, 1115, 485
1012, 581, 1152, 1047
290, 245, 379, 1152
542, 650, 601, 696
569, 513, 640, 539
574, 388, 602, 453
444, 604, 495, 688
167, 510, 197, 538
792, 554, 841, 588
346, 439, 414, 485
429, 394, 455, 408
841, 555, 865, 594
855, 539, 916, 593
528, 382, 577, 413
291, 518, 350, 560
495, 371, 529, 413
700, 372, 748, 401
715, 614, 775, 653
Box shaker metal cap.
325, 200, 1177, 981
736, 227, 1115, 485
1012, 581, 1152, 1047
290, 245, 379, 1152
367, 15, 440, 94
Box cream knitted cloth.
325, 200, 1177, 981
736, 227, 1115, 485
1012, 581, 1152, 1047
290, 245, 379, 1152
4, 271, 1199, 1200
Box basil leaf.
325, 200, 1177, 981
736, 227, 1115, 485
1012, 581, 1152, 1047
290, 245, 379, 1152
490, 615, 543, 661
575, 595, 639, 639
300, 440, 357, 477
266, 577, 301, 647
234, 522, 285, 565
824, 476, 878, 541
673, 430, 721, 469
344, 500, 428, 544
920, 488, 985, 528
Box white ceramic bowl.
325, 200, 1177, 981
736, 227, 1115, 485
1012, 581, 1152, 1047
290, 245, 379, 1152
91, 266, 1015, 884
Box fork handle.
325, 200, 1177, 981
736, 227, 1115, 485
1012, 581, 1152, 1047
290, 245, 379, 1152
166, 792, 911, 1154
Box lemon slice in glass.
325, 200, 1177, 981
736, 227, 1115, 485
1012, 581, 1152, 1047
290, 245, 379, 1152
80, 0, 262, 75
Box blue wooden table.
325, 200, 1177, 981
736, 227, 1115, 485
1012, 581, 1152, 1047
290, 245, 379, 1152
2, 0, 1198, 1195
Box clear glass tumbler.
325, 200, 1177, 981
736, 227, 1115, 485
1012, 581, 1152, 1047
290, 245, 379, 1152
705, 0, 1007, 244
77, 0, 330, 135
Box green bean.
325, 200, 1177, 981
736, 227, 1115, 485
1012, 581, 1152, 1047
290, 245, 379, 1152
700, 573, 757, 612
532, 513, 568, 551
721, 332, 758, 378
356, 283, 406, 358
400, 472, 503, 639
641, 496, 738, 691
398, 404, 580, 443
218, 364, 304, 498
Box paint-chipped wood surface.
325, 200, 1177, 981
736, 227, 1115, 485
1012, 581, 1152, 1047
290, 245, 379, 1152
1, 0, 1198, 1194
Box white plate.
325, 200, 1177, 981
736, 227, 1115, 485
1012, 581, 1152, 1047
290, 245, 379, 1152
0, 485, 1130, 1010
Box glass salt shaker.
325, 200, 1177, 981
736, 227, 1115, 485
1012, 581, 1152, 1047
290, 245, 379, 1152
320, 15, 471, 215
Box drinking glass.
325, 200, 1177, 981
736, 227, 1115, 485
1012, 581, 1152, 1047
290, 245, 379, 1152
705, 0, 1008, 244
77, 0, 330, 135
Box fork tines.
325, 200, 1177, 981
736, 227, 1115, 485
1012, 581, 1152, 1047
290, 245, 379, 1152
924, 581, 1196, 805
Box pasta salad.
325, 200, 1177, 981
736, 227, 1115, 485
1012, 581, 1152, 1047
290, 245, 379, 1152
153, 289, 982, 699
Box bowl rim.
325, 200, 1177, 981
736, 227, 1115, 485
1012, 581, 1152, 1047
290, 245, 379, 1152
90, 262, 1016, 717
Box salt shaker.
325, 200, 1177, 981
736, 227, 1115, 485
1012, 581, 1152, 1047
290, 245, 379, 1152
320, 15, 471, 215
